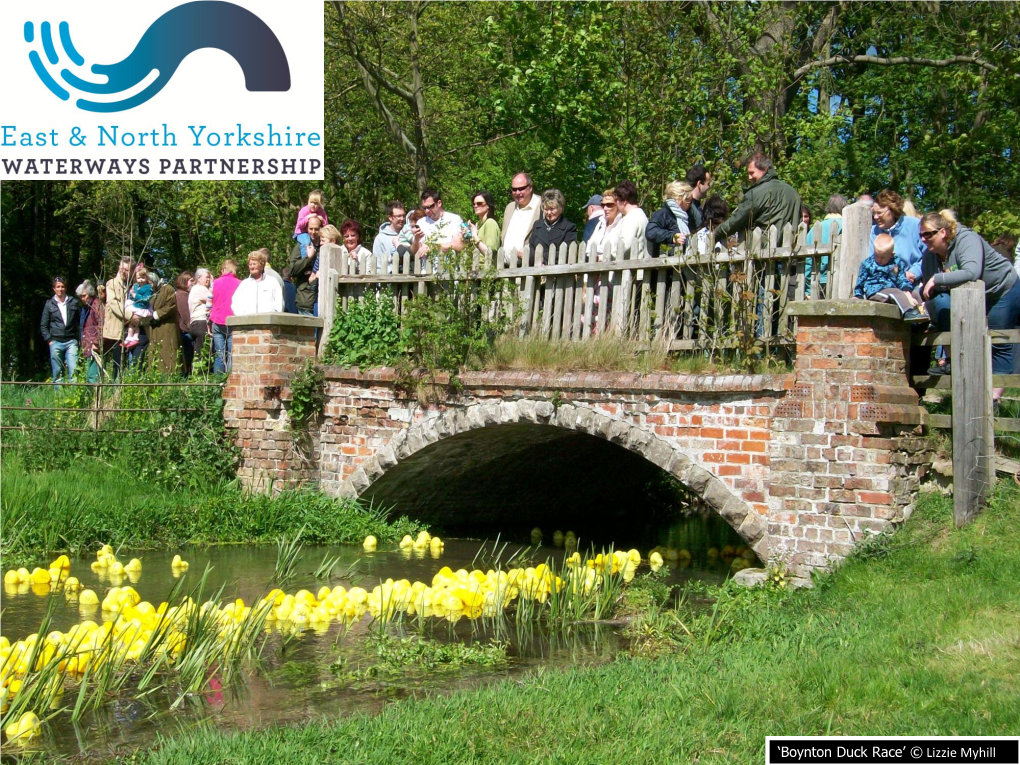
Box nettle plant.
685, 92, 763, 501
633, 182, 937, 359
288, 360, 326, 430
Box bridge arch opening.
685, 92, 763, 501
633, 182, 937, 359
349, 400, 768, 559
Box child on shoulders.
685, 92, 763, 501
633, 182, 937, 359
294, 189, 329, 254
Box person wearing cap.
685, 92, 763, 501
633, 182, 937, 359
582, 194, 604, 245
501, 172, 543, 265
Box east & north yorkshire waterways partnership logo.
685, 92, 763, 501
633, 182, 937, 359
24, 0, 290, 112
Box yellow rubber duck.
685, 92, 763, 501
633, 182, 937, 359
3, 570, 18, 586
530, 527, 543, 545
362, 535, 378, 551
50, 554, 71, 571
552, 530, 565, 548
4, 711, 41, 743
398, 535, 413, 550
649, 551, 664, 571
124, 558, 143, 573
429, 536, 444, 553
171, 554, 189, 570
30, 568, 51, 585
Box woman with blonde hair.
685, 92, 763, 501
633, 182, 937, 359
646, 180, 694, 257
918, 209, 1020, 402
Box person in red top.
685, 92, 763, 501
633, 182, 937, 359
209, 259, 241, 374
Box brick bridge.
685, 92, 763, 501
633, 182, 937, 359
223, 301, 930, 576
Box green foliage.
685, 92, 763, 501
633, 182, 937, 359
1, 371, 237, 493
334, 635, 508, 681
0, 458, 424, 562
322, 289, 403, 368
288, 360, 326, 428
401, 241, 517, 383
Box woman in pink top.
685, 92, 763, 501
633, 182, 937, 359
209, 259, 241, 374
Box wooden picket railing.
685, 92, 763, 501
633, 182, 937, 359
316, 206, 869, 356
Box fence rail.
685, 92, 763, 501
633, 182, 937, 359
316, 212, 860, 358
0, 379, 223, 437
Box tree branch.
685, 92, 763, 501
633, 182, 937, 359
433, 126, 536, 160
793, 53, 999, 81
333, 1, 417, 103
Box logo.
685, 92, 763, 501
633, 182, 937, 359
24, 1, 290, 113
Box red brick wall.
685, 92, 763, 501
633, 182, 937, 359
222, 302, 930, 576
223, 317, 320, 493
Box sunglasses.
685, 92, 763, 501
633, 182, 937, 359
601, 201, 616, 208
422, 201, 437, 212
919, 229, 941, 241
473, 200, 488, 207
510, 185, 531, 193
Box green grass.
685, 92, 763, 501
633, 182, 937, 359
109, 481, 1020, 765
469, 333, 793, 376
0, 456, 423, 567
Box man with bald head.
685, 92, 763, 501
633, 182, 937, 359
289, 213, 322, 315
501, 171, 542, 265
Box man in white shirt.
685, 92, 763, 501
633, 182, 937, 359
231, 250, 284, 316
614, 180, 649, 258
501, 172, 542, 264
418, 188, 464, 255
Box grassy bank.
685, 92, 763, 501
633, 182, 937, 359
1, 457, 423, 567
103, 482, 1020, 765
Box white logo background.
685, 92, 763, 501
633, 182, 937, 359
0, 0, 323, 179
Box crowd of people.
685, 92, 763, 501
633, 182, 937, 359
42, 155, 1020, 396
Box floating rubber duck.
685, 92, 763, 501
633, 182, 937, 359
171, 554, 189, 571
412, 531, 431, 550
78, 589, 99, 605
3, 570, 18, 586
552, 530, 565, 548
530, 527, 543, 545
50, 554, 71, 571
362, 535, 378, 551
4, 711, 41, 744
429, 536, 444, 554
30, 568, 51, 585
649, 551, 664, 571
398, 535, 413, 550
124, 558, 142, 573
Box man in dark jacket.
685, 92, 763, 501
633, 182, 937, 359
40, 276, 82, 383
714, 153, 801, 242
288, 213, 322, 315
528, 189, 578, 265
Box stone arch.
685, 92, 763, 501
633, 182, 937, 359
340, 398, 768, 558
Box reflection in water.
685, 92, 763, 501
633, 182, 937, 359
1, 518, 745, 759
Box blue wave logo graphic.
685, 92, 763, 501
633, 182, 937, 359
25, 1, 290, 112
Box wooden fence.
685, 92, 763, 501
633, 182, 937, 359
908, 282, 1020, 525
317, 204, 873, 357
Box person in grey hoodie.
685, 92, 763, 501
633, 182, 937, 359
372, 200, 413, 273
919, 210, 1020, 400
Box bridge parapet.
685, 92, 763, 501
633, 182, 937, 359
223, 301, 930, 576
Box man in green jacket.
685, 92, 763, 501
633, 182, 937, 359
288, 214, 322, 315
714, 153, 801, 242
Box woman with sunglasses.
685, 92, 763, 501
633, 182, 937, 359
918, 209, 1020, 403
467, 191, 501, 260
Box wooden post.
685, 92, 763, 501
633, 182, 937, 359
951, 281, 994, 526
317, 243, 341, 358
829, 202, 871, 299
